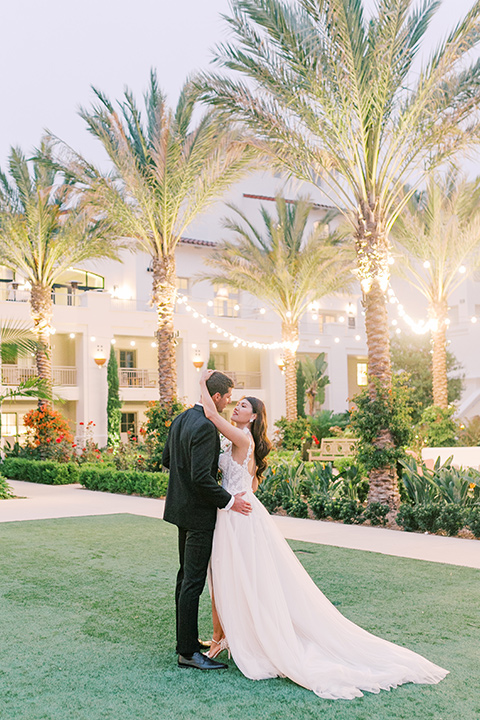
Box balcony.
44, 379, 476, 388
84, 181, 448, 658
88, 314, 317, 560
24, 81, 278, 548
223, 371, 262, 389
118, 368, 158, 388
1, 366, 77, 386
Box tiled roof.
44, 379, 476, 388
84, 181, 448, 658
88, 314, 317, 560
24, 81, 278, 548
179, 236, 217, 247
243, 193, 334, 210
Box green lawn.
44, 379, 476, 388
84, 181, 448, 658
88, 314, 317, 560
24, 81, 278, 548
0, 514, 478, 720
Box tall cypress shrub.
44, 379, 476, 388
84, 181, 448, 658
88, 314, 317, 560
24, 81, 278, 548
107, 345, 122, 447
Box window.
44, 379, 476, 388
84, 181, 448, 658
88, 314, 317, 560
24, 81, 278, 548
121, 413, 137, 435
357, 362, 368, 386
119, 350, 136, 368
448, 305, 459, 325
209, 353, 228, 372
1, 413, 17, 436
318, 313, 336, 333
213, 285, 239, 317
176, 277, 189, 292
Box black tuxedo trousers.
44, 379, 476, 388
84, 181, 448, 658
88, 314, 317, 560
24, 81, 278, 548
162, 406, 231, 655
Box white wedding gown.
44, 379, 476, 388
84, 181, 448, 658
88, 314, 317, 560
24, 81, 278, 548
209, 429, 448, 700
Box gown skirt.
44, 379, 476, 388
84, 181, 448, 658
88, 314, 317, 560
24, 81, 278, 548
209, 488, 448, 700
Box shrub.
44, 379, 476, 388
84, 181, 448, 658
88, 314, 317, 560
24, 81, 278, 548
273, 416, 310, 451
350, 377, 413, 474
396, 504, 419, 532
23, 407, 75, 462
309, 492, 330, 519
436, 504, 466, 537
466, 505, 480, 538
142, 399, 186, 471
78, 465, 169, 498
2, 458, 79, 485
0, 474, 14, 499
417, 405, 459, 448
363, 502, 390, 526
284, 496, 309, 518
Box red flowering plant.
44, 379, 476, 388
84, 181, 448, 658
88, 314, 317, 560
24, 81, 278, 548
76, 420, 111, 465
23, 407, 75, 462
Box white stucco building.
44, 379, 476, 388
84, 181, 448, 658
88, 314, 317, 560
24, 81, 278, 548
1, 171, 479, 446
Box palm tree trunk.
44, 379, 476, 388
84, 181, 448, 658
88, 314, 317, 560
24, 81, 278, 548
151, 253, 177, 403
282, 321, 298, 421
356, 210, 400, 509
30, 284, 53, 409
431, 301, 448, 408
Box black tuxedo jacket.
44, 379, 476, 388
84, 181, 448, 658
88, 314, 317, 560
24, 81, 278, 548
162, 405, 232, 531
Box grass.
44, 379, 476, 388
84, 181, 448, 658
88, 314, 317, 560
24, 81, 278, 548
0, 514, 478, 720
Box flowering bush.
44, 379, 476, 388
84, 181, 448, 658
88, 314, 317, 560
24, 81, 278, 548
23, 407, 74, 462
142, 399, 186, 471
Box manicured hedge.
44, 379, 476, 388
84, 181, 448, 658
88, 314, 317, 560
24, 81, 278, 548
2, 458, 79, 485
78, 465, 169, 498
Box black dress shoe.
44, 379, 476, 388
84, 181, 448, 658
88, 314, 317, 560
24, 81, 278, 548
178, 652, 228, 670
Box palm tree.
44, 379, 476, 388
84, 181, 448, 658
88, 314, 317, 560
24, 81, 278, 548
202, 197, 353, 419
302, 353, 329, 416
59, 71, 256, 403
0, 139, 119, 407
392, 172, 480, 408
201, 0, 480, 506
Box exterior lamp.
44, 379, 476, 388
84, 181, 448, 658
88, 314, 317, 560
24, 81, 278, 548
193, 349, 204, 371
94, 348, 107, 368
276, 358, 285, 373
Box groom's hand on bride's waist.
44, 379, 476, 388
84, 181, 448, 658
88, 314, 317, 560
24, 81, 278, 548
231, 492, 252, 515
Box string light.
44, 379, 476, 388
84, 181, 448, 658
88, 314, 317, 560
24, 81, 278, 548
176, 293, 299, 351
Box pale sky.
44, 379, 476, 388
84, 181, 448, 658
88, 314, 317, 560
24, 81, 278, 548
0, 0, 477, 171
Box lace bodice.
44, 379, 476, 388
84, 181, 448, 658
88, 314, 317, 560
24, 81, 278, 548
218, 428, 254, 495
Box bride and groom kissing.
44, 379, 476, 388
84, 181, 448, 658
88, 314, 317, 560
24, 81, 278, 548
162, 370, 448, 699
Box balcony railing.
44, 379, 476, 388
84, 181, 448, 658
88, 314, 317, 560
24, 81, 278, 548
118, 368, 158, 388
0, 288, 82, 306
1, 366, 77, 386
223, 371, 262, 389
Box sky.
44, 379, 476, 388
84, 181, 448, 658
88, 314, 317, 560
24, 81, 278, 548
0, 0, 478, 171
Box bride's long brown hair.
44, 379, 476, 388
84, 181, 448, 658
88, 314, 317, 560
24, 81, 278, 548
244, 396, 272, 480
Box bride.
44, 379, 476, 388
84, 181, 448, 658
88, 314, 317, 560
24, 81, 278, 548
199, 370, 448, 700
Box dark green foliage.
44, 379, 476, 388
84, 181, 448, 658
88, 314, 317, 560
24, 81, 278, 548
141, 399, 186, 471
273, 416, 310, 450
332, 498, 365, 524
362, 502, 390, 526
107, 345, 122, 447
309, 410, 351, 443
397, 502, 466, 536
284, 496, 309, 518
466, 505, 480, 537
390, 331, 463, 423
79, 465, 169, 498
2, 458, 79, 485
437, 504, 466, 537
0, 474, 14, 499
350, 377, 413, 473
417, 405, 459, 447
309, 492, 330, 519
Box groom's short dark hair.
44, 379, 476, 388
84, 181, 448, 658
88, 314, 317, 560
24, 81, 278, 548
206, 371, 234, 397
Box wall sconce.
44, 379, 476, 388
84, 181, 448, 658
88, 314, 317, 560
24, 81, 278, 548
276, 358, 285, 373
193, 349, 204, 371
94, 346, 107, 368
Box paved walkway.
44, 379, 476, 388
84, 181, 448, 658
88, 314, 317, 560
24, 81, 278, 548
2, 480, 479, 570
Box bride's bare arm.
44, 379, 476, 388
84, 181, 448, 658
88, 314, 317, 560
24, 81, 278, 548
200, 371, 250, 451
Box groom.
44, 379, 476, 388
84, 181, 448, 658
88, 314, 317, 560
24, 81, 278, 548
162, 370, 252, 670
